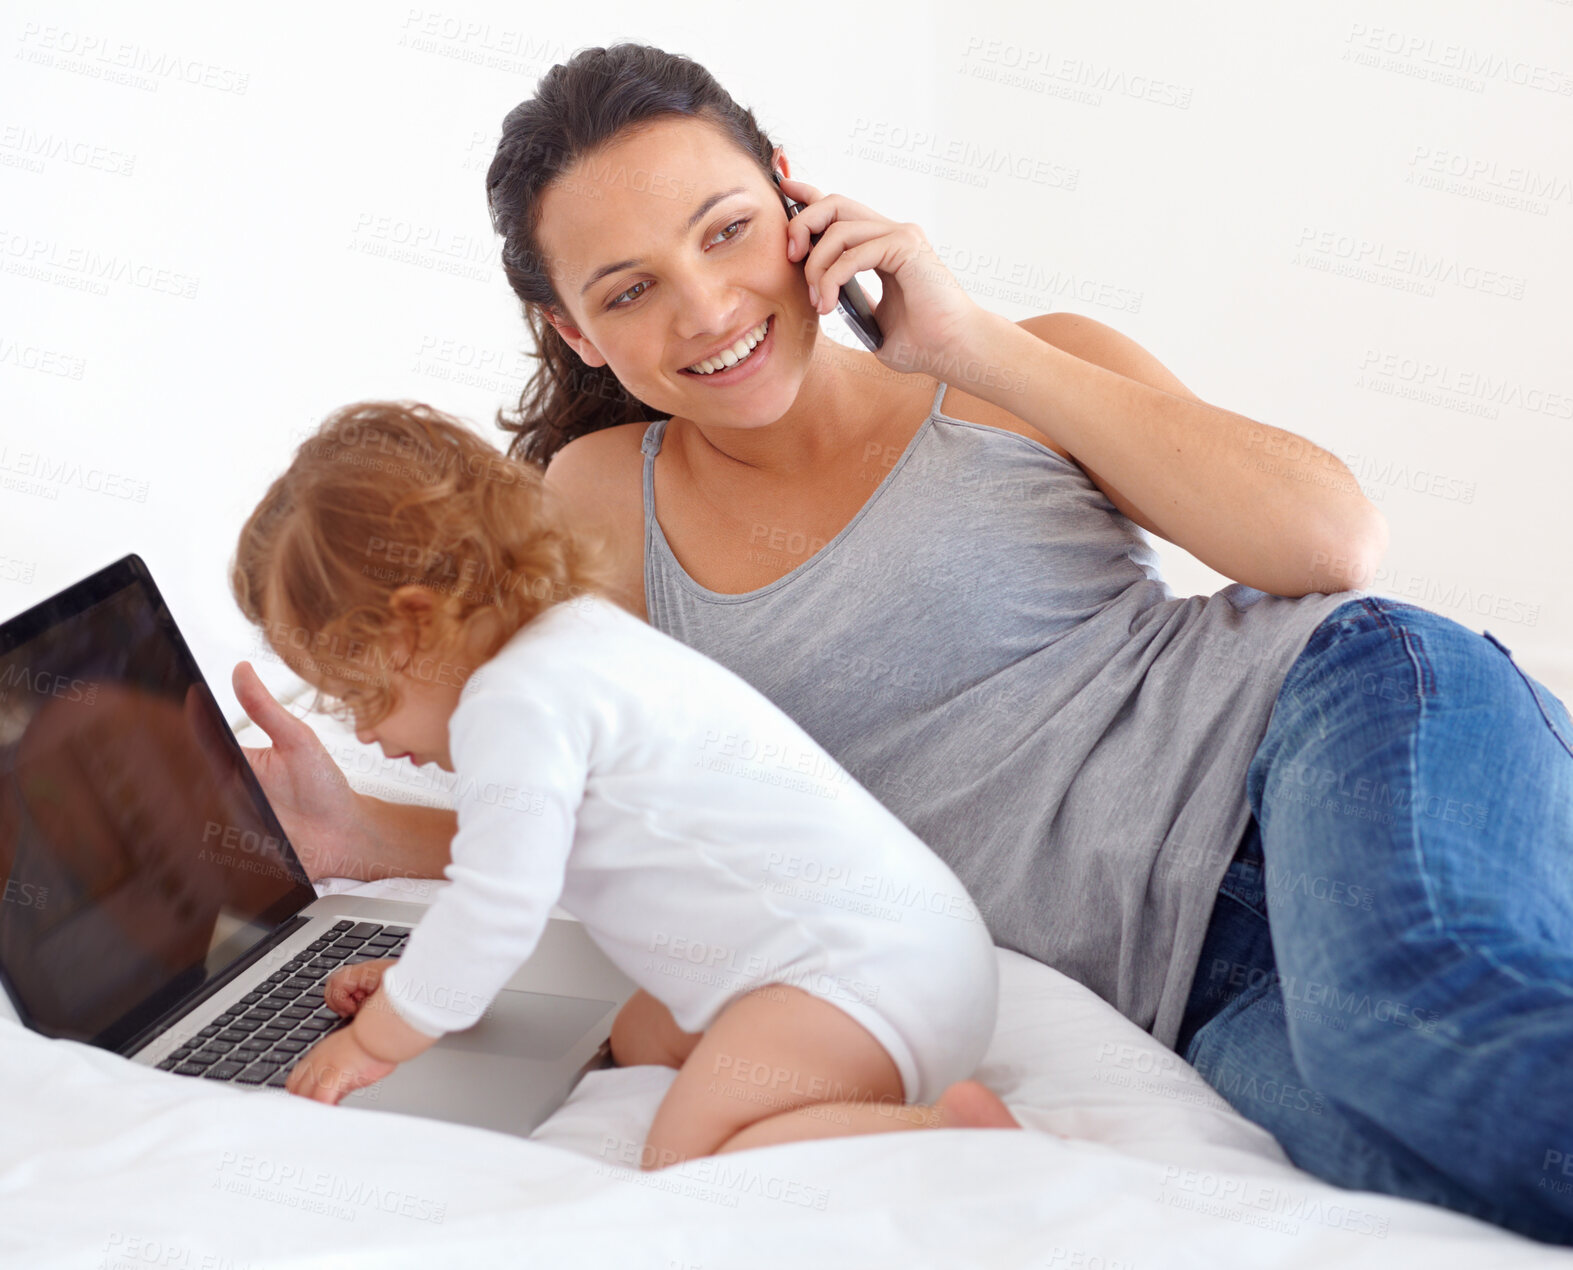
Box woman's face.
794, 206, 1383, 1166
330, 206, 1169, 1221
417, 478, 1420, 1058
535, 116, 817, 429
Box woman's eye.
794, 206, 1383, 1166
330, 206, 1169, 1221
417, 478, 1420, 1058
605, 218, 751, 310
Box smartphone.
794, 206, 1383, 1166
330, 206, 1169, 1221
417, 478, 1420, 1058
774, 171, 883, 352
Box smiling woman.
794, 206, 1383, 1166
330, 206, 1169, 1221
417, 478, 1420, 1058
231, 40, 1573, 1245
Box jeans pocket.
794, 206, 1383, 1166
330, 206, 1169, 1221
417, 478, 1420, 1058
1482, 630, 1573, 761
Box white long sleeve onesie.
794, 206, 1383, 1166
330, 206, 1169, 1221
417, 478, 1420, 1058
378, 593, 998, 1103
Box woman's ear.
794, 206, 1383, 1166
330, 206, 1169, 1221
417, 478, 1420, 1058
543, 305, 609, 368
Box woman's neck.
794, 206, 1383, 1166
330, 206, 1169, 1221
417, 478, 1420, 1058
669, 340, 919, 482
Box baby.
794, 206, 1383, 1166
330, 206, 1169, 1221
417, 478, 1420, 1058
230, 400, 1018, 1167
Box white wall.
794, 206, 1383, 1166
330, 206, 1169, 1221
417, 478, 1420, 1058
3, 0, 1570, 731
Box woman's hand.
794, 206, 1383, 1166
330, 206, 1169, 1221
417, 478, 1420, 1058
778, 174, 986, 379
232, 660, 365, 881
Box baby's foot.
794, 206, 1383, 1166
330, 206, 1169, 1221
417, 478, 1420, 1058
935, 1080, 1021, 1130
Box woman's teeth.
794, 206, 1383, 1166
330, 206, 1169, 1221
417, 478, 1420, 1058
684, 317, 769, 375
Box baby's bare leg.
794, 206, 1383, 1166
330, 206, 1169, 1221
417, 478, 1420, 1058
714, 1079, 1020, 1155
640, 983, 970, 1169
609, 989, 703, 1069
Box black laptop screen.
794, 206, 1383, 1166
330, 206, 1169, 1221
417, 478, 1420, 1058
0, 559, 318, 1050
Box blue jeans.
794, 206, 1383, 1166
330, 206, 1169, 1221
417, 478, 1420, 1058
1174, 595, 1573, 1246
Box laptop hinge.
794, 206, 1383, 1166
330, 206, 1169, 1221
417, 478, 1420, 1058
117, 914, 312, 1058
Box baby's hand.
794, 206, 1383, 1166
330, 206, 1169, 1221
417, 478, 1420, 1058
285, 1023, 397, 1105
323, 957, 398, 1017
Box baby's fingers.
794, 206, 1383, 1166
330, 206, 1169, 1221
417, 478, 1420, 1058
323, 957, 396, 1014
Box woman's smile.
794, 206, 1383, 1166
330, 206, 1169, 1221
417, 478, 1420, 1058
676, 313, 776, 387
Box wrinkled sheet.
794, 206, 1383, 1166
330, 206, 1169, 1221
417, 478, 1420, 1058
3, 943, 1564, 1269
4, 715, 1559, 1267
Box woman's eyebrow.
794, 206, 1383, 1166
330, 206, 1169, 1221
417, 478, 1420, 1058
578, 185, 750, 297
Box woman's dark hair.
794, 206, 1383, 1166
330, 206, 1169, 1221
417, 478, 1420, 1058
486, 42, 778, 469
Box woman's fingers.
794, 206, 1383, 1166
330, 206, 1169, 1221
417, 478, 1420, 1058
232, 660, 311, 751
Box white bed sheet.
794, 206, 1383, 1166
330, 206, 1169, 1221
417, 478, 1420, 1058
4, 714, 1563, 1267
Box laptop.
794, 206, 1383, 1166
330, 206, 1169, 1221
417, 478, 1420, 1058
0, 553, 636, 1136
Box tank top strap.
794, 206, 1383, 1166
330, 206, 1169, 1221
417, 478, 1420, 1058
640, 416, 669, 458
640, 417, 668, 529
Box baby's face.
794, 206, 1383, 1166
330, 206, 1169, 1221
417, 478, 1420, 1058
347, 659, 466, 772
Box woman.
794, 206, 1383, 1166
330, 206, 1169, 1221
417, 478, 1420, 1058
233, 43, 1573, 1243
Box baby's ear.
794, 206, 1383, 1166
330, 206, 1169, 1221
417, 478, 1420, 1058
388, 585, 447, 652
389, 584, 441, 622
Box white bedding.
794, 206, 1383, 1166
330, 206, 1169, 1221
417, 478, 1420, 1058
4, 716, 1567, 1267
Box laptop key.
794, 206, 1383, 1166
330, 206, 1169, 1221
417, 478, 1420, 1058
345, 923, 383, 939
197, 1024, 220, 1038
307, 938, 333, 951
296, 1017, 336, 1034
186, 1051, 221, 1067
216, 1029, 248, 1043
274, 1039, 308, 1054
174, 1062, 208, 1077
239, 1037, 273, 1052
235, 1065, 275, 1085
330, 920, 354, 932
156, 1056, 180, 1071
265, 1069, 293, 1088
382, 926, 412, 937
255, 1027, 288, 1043
239, 991, 265, 1005
203, 1061, 245, 1080
280, 1006, 311, 1021
200, 1039, 236, 1055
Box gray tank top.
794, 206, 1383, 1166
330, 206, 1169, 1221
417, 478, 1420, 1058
641, 379, 1363, 1047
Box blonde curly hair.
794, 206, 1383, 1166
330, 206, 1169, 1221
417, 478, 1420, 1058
231, 399, 618, 726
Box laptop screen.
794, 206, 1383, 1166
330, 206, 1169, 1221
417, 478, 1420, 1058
0, 556, 318, 1051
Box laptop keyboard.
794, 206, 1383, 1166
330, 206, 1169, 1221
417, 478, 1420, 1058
154, 920, 411, 1089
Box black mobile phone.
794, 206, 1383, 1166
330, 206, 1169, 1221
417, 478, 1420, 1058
773, 171, 883, 352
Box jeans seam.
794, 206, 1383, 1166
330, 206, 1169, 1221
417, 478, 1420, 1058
1486, 634, 1573, 761
1405, 619, 1573, 1033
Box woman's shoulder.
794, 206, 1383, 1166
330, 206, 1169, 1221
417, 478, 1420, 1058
540, 422, 653, 619
542, 420, 652, 492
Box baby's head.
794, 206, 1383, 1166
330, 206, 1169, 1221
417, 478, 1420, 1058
231, 400, 616, 768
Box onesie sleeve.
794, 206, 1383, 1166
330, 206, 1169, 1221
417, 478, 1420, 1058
377, 689, 591, 1036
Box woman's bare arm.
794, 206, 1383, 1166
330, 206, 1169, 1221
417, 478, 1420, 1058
233, 660, 458, 883
344, 793, 456, 883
